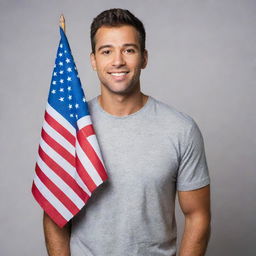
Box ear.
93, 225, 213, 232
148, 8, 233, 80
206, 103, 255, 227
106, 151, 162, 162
90, 53, 97, 71
141, 49, 148, 69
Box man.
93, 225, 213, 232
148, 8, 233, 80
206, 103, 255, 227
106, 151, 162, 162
43, 8, 211, 256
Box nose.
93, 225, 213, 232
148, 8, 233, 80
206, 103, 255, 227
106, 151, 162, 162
112, 51, 126, 67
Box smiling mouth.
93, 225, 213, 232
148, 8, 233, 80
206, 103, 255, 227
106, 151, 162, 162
108, 71, 129, 77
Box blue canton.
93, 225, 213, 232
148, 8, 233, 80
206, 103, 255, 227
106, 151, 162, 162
48, 27, 89, 130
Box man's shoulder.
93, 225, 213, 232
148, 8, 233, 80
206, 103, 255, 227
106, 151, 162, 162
150, 96, 196, 129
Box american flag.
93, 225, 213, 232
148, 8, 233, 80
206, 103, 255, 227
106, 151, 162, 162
32, 27, 108, 227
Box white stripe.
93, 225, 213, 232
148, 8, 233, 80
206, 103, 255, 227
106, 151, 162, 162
37, 155, 84, 209
87, 134, 105, 166
46, 103, 76, 136
33, 174, 72, 221
39, 138, 91, 196
76, 139, 103, 186
43, 121, 75, 157
77, 115, 92, 130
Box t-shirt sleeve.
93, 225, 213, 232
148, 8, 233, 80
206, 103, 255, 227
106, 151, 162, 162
176, 119, 210, 191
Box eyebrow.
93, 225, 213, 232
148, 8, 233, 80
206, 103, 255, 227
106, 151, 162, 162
97, 43, 139, 52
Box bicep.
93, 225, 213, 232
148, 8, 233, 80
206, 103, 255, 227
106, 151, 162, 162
177, 185, 211, 216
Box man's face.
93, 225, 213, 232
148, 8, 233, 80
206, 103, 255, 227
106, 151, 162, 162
90, 25, 148, 95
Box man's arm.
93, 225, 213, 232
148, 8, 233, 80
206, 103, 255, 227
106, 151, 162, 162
177, 185, 211, 256
43, 212, 71, 256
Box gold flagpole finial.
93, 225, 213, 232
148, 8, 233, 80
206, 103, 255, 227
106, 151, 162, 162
59, 14, 66, 33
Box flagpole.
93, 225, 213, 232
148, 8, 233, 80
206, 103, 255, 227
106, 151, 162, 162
59, 14, 66, 33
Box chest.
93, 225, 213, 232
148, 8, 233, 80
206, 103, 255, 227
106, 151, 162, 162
94, 120, 180, 188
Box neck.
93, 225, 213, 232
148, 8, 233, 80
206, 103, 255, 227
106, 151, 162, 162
97, 90, 149, 117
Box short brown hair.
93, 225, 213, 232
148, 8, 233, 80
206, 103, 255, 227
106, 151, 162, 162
90, 8, 146, 54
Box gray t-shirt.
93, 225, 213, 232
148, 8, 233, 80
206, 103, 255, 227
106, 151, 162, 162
70, 95, 210, 256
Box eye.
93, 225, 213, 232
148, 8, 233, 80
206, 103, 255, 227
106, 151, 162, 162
125, 48, 136, 54
102, 50, 111, 55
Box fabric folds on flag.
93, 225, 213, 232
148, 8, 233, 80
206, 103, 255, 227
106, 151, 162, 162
32, 27, 108, 228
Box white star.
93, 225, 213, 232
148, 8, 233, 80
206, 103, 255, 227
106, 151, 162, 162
51, 89, 56, 94
60, 79, 64, 83
59, 97, 64, 102
70, 113, 74, 117
59, 88, 64, 92
68, 95, 72, 100
67, 67, 72, 72
75, 114, 78, 119
67, 77, 71, 81
67, 86, 72, 91
53, 72, 57, 76
54, 64, 56, 68
82, 97, 86, 102
52, 81, 56, 85
59, 61, 63, 66
58, 52, 63, 57
60, 44, 63, 48
64, 50, 67, 53
69, 104, 73, 109
74, 67, 77, 70
75, 103, 79, 109
59, 70, 64, 74
77, 74, 79, 78
66, 58, 70, 63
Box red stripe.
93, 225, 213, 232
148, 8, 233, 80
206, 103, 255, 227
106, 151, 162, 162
41, 128, 75, 167
77, 132, 108, 182
35, 163, 79, 216
76, 156, 97, 192
31, 182, 67, 228
79, 124, 95, 137
45, 111, 76, 146
38, 146, 90, 203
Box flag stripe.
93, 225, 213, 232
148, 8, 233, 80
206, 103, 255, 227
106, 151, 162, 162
38, 146, 90, 202
45, 111, 76, 146
39, 139, 92, 198
37, 155, 84, 209
40, 138, 76, 177
32, 182, 67, 227
77, 132, 108, 182
79, 124, 95, 137
73, 171, 92, 197
35, 164, 80, 215
46, 103, 76, 136
87, 134, 105, 166
33, 174, 73, 220
43, 119, 75, 156
41, 128, 76, 167
76, 155, 98, 192
77, 115, 92, 129
76, 139, 103, 186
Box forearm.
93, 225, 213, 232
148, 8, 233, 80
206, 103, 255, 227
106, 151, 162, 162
43, 212, 71, 256
178, 213, 211, 256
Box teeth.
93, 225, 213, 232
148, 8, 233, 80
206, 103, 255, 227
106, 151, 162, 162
111, 72, 127, 76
